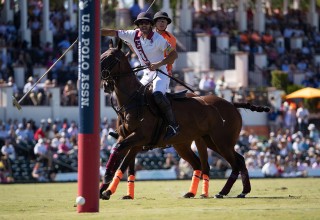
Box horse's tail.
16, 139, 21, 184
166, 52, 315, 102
233, 102, 270, 113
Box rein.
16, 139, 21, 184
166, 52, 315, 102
155, 68, 195, 93
101, 54, 149, 116
154, 69, 226, 125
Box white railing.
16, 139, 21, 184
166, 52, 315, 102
0, 87, 117, 124
0, 86, 267, 127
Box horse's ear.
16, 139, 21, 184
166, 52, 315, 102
109, 39, 113, 48
117, 39, 123, 50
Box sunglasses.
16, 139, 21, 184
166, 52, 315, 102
138, 20, 151, 25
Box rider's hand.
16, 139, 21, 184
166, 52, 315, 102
149, 61, 162, 71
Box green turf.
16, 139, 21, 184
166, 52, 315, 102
0, 178, 319, 220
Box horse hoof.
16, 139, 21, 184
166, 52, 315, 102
214, 194, 224, 199
183, 192, 195, 198
101, 190, 112, 200
199, 194, 208, 199
99, 183, 109, 198
122, 195, 133, 200
237, 193, 247, 198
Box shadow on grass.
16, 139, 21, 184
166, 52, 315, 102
210, 195, 302, 199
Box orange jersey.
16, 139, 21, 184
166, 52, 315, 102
160, 31, 176, 75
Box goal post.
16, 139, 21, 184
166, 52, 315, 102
77, 0, 101, 213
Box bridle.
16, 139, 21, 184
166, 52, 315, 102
100, 49, 149, 116
100, 49, 132, 94
101, 49, 148, 91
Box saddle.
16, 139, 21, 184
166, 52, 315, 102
117, 89, 188, 150
166, 90, 188, 99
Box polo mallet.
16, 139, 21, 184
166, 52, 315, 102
12, 38, 78, 110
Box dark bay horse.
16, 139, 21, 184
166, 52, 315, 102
100, 39, 269, 200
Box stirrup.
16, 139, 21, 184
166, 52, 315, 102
164, 125, 179, 140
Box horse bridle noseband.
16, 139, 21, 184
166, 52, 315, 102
101, 53, 121, 81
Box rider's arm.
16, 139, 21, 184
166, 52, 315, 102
149, 49, 178, 71
101, 28, 117, 37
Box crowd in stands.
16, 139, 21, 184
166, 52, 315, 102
0, 1, 78, 106
1, 107, 320, 183
1, 2, 320, 183
2, 3, 320, 105
191, 4, 320, 87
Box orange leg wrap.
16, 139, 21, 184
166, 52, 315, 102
127, 175, 135, 199
107, 170, 123, 194
188, 170, 202, 195
202, 174, 210, 197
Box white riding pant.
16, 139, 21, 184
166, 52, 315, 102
140, 70, 170, 94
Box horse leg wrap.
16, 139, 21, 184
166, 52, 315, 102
188, 170, 202, 196
127, 175, 135, 199
107, 170, 123, 194
240, 170, 251, 194
105, 147, 121, 175
201, 174, 210, 197
219, 171, 239, 196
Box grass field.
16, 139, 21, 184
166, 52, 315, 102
0, 178, 319, 220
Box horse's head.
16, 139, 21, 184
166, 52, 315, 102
100, 39, 131, 93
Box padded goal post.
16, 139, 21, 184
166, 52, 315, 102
77, 0, 101, 213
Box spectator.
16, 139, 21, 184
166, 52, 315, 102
0, 158, 14, 183
45, 122, 56, 140
67, 121, 78, 138
284, 105, 297, 134
129, 0, 141, 23
57, 137, 72, 155
1, 139, 16, 161
199, 74, 215, 92
24, 122, 35, 144
296, 103, 309, 135
261, 155, 279, 177
58, 36, 71, 50
62, 80, 77, 106
34, 138, 48, 158
34, 138, 52, 170
7, 76, 20, 100
13, 52, 33, 77
267, 107, 280, 133
43, 42, 53, 57
6, 125, 17, 146
34, 120, 46, 141
23, 76, 43, 105
15, 123, 28, 141
308, 123, 319, 143
39, 79, 55, 105
215, 75, 228, 97
63, 15, 74, 33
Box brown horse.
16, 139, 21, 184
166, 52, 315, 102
100, 39, 269, 200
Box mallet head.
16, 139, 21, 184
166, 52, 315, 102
12, 96, 22, 111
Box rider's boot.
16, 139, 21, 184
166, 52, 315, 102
152, 91, 180, 140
